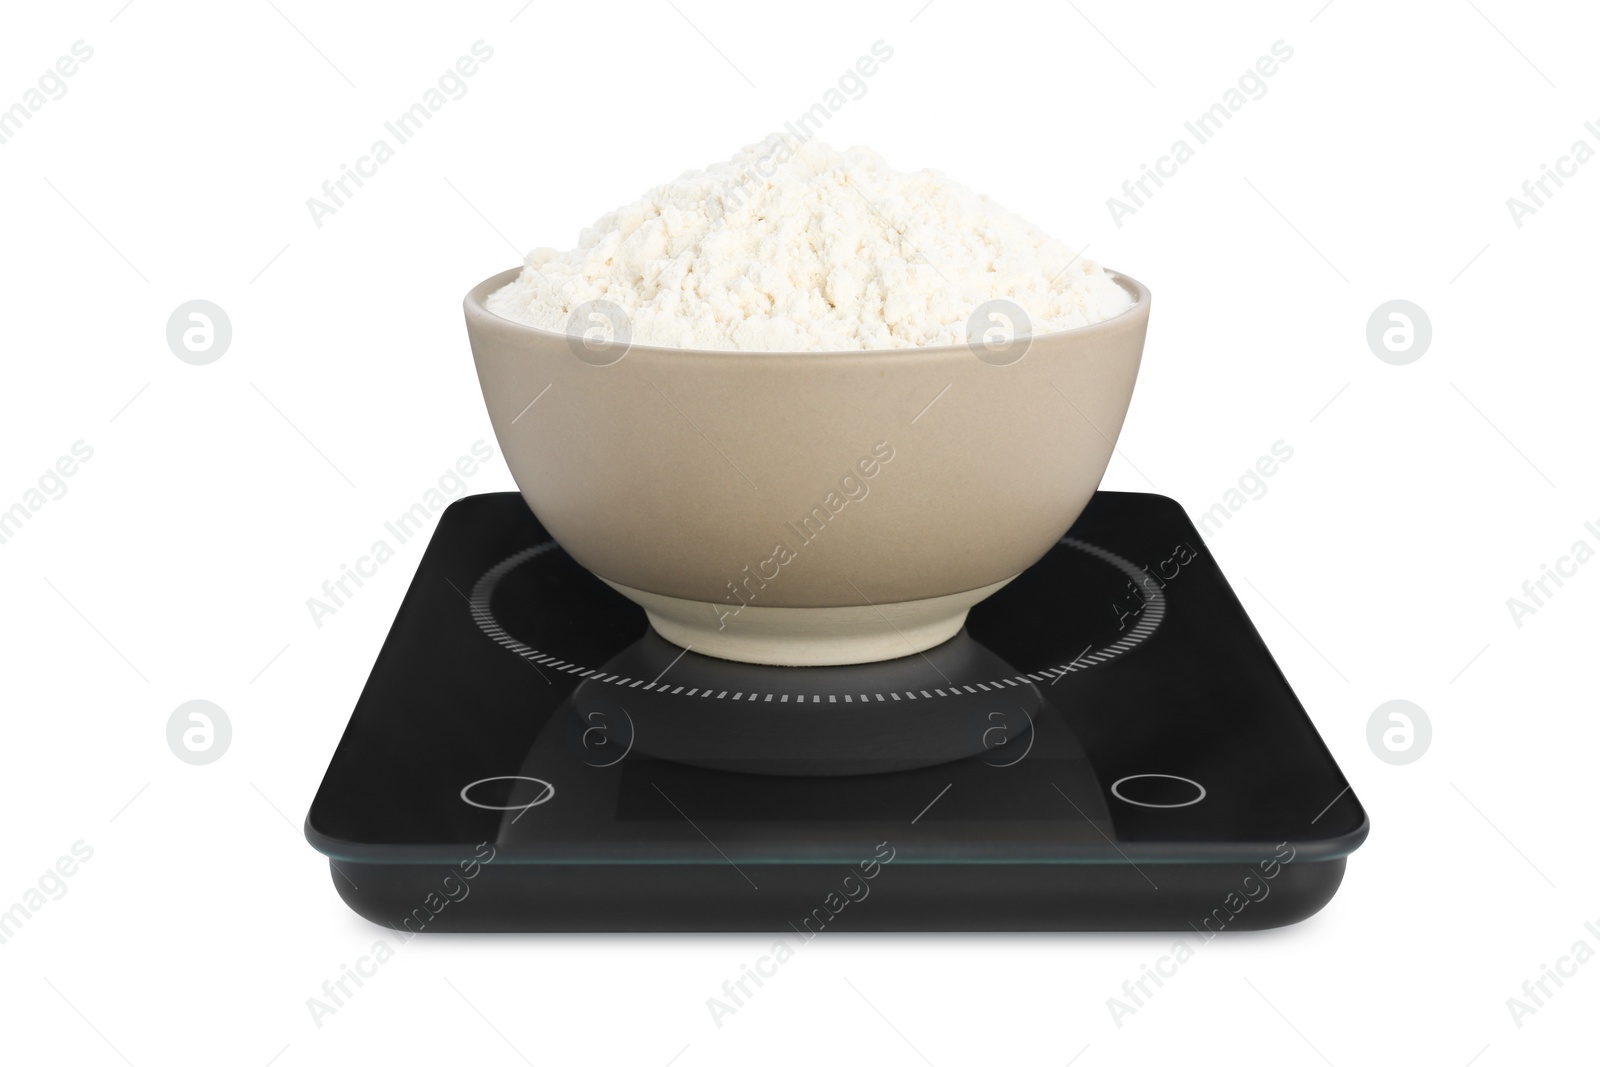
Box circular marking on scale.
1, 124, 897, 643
1110, 773, 1206, 809
468, 537, 1165, 701
459, 775, 556, 811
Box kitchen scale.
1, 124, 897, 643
304, 491, 1366, 931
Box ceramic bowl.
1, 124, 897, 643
464, 267, 1149, 666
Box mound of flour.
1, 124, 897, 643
486, 135, 1132, 351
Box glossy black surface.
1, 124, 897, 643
305, 491, 1367, 870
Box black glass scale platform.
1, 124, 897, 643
304, 491, 1367, 932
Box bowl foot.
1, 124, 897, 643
599, 577, 1017, 667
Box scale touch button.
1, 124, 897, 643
1110, 774, 1206, 809
460, 776, 556, 812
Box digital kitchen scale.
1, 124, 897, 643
304, 491, 1366, 931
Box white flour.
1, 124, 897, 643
486, 135, 1133, 351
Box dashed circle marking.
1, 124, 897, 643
468, 537, 1165, 700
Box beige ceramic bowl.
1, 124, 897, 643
465, 268, 1149, 666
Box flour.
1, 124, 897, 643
486, 135, 1133, 351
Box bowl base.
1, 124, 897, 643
599, 577, 1018, 667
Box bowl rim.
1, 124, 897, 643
464, 266, 1150, 362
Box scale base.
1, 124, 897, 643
331, 857, 1346, 933
306, 491, 1367, 933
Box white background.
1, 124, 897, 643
2, 1, 1596, 1064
